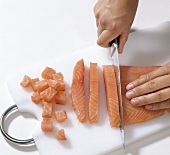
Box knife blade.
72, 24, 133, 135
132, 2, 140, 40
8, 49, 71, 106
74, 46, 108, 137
109, 37, 125, 149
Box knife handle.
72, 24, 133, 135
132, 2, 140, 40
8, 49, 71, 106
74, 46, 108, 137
109, 36, 120, 48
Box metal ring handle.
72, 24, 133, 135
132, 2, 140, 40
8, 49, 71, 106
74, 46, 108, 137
0, 105, 35, 146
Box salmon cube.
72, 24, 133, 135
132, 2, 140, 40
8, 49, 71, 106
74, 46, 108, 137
58, 82, 65, 91
20, 75, 31, 88
52, 72, 64, 81
52, 73, 65, 90
42, 101, 53, 118
52, 91, 66, 105
55, 110, 67, 123
30, 78, 39, 92
35, 80, 49, 92
42, 67, 56, 80
40, 87, 57, 102
41, 117, 53, 132
31, 92, 41, 104
47, 79, 60, 90
56, 129, 66, 140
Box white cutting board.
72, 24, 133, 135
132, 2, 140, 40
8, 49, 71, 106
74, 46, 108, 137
7, 22, 170, 155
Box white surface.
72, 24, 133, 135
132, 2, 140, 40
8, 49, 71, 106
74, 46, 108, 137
6, 22, 170, 155
0, 0, 170, 155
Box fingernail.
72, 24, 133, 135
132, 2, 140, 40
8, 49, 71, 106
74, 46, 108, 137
131, 98, 140, 105
126, 90, 134, 99
145, 105, 153, 109
126, 83, 134, 90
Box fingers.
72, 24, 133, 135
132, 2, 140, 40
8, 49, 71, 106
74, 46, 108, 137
130, 87, 170, 106
126, 74, 170, 99
97, 24, 104, 37
145, 99, 170, 110
118, 25, 131, 53
126, 62, 170, 90
97, 29, 120, 47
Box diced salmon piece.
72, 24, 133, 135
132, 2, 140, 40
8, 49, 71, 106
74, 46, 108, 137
52, 73, 65, 90
40, 87, 57, 102
47, 79, 60, 90
31, 91, 41, 104
41, 117, 53, 132
20, 75, 31, 88
103, 65, 119, 128
42, 101, 53, 118
89, 63, 98, 123
55, 110, 67, 123
41, 67, 56, 80
30, 78, 40, 92
52, 72, 64, 81
35, 80, 49, 92
56, 129, 66, 140
71, 59, 86, 123
51, 91, 66, 105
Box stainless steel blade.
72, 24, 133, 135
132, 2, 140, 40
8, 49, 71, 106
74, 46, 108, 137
111, 43, 125, 148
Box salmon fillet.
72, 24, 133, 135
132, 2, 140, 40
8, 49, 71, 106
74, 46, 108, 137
89, 63, 99, 123
71, 59, 86, 123
120, 66, 166, 127
104, 65, 167, 128
103, 65, 119, 127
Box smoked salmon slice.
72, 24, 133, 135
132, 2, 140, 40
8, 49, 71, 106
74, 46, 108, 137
103, 65, 119, 127
71, 59, 86, 123
55, 129, 66, 140
89, 63, 99, 123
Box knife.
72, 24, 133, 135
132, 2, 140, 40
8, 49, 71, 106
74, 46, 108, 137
109, 37, 125, 149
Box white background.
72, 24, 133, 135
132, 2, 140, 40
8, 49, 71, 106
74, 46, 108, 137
0, 0, 170, 155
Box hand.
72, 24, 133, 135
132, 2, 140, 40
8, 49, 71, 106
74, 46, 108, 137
126, 62, 170, 110
94, 0, 138, 53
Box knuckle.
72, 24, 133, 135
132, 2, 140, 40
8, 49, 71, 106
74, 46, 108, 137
146, 73, 152, 81
147, 80, 156, 91
156, 91, 163, 101
100, 17, 107, 27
